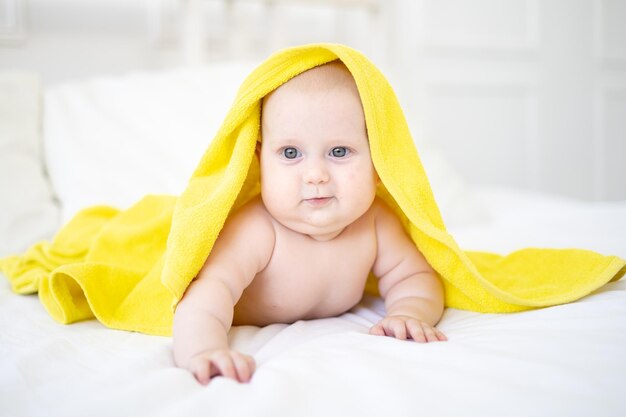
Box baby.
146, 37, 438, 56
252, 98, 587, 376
173, 61, 446, 385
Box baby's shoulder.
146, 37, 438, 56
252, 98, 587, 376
209, 196, 275, 278
370, 196, 401, 220
370, 196, 407, 232
223, 196, 275, 240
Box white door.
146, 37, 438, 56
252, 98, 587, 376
390, 0, 626, 201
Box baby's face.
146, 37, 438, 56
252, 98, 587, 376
260, 79, 378, 241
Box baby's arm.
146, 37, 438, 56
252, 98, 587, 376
370, 200, 446, 342
172, 204, 275, 384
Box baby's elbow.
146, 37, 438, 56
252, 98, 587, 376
423, 271, 445, 304
406, 271, 445, 308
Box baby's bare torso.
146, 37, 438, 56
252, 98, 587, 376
232, 201, 378, 326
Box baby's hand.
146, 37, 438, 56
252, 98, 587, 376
186, 349, 256, 385
370, 315, 447, 343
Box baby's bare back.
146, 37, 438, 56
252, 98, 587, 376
233, 200, 377, 326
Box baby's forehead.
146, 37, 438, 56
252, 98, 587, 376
263, 60, 360, 104
260, 61, 367, 145
287, 61, 356, 90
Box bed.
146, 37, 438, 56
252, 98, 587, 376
1, 63, 625, 417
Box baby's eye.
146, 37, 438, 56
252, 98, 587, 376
282, 147, 301, 159
330, 147, 350, 158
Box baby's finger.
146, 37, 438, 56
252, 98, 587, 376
369, 323, 385, 336
406, 320, 426, 343
388, 318, 407, 340
232, 353, 254, 383
246, 354, 256, 374
435, 328, 448, 341
191, 360, 212, 385
211, 352, 237, 380
422, 325, 439, 343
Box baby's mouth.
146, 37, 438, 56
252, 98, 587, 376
303, 196, 333, 207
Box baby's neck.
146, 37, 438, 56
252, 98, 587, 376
305, 228, 346, 242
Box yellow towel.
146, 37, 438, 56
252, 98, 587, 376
1, 43, 624, 336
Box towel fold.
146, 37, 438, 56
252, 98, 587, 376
2, 43, 624, 336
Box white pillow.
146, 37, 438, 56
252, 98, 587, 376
44, 62, 257, 223
0, 72, 60, 257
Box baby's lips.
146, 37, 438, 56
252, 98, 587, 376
303, 197, 333, 207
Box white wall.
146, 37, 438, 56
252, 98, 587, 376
397, 0, 626, 201
0, 0, 179, 84
1, 0, 624, 200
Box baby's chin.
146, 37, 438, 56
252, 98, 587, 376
277, 216, 352, 241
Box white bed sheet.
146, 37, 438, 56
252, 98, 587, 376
2, 187, 625, 417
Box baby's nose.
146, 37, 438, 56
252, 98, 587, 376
303, 163, 330, 185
